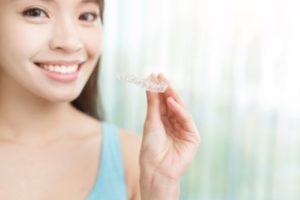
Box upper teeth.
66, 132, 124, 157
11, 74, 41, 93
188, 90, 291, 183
39, 64, 79, 74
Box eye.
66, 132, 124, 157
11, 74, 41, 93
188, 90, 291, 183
79, 12, 99, 22
22, 7, 48, 18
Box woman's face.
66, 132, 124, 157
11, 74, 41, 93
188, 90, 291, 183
0, 0, 103, 103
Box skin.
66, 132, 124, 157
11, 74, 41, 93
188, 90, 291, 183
0, 0, 200, 199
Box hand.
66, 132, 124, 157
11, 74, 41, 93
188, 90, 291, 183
139, 73, 200, 199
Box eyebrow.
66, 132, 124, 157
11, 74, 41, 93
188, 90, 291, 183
11, 0, 98, 4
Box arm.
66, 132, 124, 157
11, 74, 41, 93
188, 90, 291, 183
139, 172, 180, 200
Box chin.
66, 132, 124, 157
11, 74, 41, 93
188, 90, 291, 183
40, 90, 81, 104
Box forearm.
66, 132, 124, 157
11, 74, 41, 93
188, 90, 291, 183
140, 173, 180, 200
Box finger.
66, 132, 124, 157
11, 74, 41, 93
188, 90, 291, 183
166, 97, 196, 131
153, 74, 169, 117
159, 92, 168, 117
145, 89, 161, 122
146, 74, 167, 117
158, 73, 187, 108
161, 116, 179, 137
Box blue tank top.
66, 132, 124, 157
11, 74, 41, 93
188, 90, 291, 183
85, 122, 128, 200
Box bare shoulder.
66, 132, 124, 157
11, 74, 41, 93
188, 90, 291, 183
119, 128, 142, 152
118, 128, 142, 200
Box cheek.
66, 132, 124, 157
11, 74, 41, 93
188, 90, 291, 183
2, 22, 49, 60
82, 28, 103, 58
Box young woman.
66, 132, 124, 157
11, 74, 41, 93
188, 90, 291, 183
0, 0, 200, 199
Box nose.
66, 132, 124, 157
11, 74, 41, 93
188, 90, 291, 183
49, 18, 83, 53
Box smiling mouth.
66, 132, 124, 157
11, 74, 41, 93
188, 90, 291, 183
34, 62, 83, 74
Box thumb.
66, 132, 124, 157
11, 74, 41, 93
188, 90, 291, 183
145, 90, 161, 123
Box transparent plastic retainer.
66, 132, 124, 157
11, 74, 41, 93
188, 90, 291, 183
116, 72, 168, 93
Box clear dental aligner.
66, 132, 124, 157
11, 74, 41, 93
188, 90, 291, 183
116, 72, 168, 93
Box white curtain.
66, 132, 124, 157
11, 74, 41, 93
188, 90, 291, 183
99, 0, 300, 199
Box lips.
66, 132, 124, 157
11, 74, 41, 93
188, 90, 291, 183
33, 60, 86, 82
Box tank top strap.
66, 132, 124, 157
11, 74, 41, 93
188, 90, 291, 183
99, 122, 126, 183
86, 121, 127, 200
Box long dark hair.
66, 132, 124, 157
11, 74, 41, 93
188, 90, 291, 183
71, 0, 105, 121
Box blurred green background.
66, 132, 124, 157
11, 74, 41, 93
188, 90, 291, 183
99, 0, 300, 199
